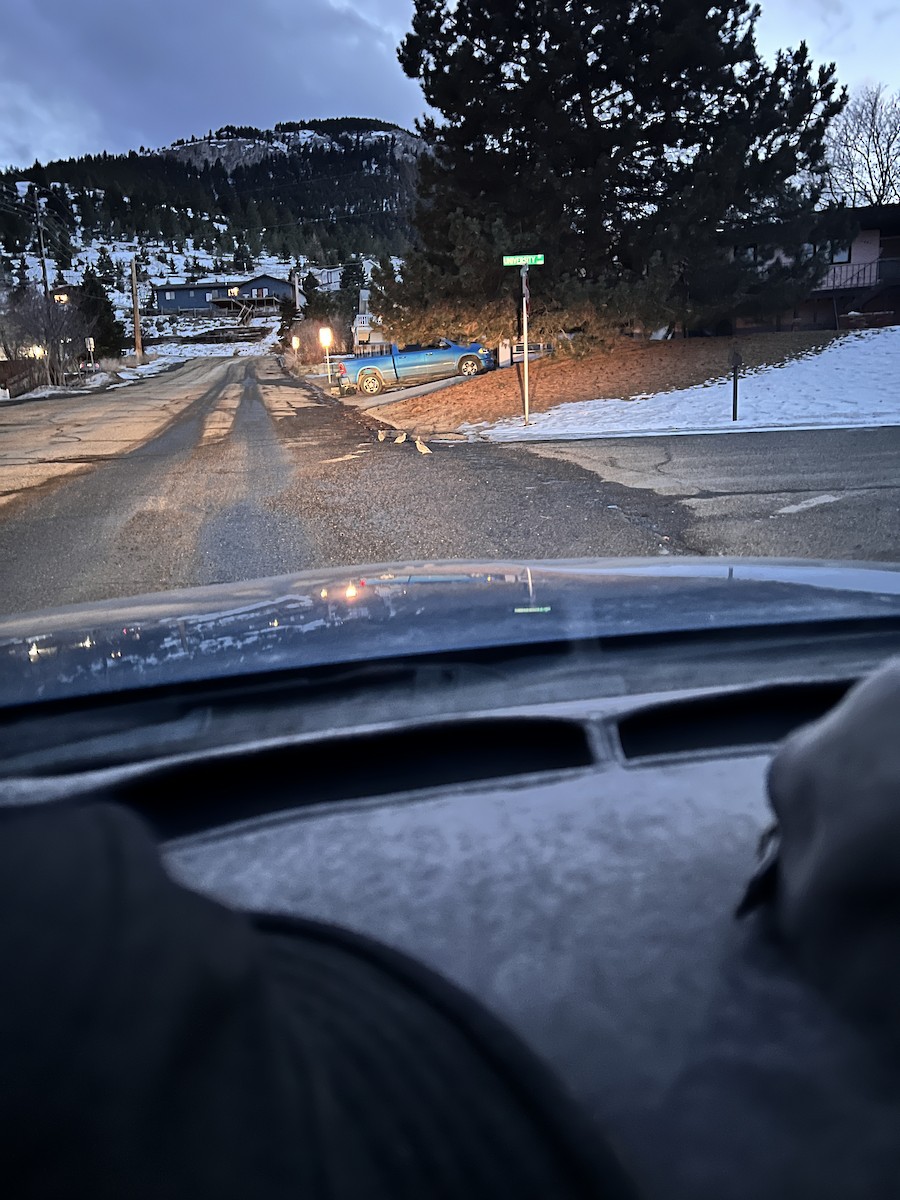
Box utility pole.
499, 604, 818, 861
33, 192, 49, 297
131, 257, 143, 360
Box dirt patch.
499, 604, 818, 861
371, 330, 842, 435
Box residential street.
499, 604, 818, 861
0, 356, 898, 616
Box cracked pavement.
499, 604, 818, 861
0, 356, 897, 615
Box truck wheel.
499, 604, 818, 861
358, 371, 384, 397
458, 355, 481, 377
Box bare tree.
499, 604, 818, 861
0, 286, 89, 386
825, 83, 900, 206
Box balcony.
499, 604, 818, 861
813, 258, 900, 292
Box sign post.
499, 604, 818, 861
84, 336, 95, 370
520, 268, 531, 423
502, 254, 544, 426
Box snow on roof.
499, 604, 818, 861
152, 273, 290, 290
152, 278, 235, 290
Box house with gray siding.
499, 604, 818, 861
154, 273, 294, 315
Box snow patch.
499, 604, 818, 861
463, 327, 900, 442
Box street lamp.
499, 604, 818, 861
319, 326, 333, 386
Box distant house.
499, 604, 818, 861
153, 273, 294, 315
50, 284, 82, 306
352, 288, 389, 353
311, 266, 342, 292
729, 204, 900, 334
795, 204, 900, 331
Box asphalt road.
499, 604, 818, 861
0, 355, 897, 615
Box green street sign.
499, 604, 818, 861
502, 253, 544, 266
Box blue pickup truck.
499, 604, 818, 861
343, 339, 494, 397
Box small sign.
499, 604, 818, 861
503, 254, 544, 266
85, 337, 95, 351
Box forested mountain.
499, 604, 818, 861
0, 119, 421, 271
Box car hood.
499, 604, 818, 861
1, 558, 899, 707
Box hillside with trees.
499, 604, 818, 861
0, 118, 421, 273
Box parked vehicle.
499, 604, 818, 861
346, 339, 494, 396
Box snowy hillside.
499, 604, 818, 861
12, 216, 377, 342
1, 117, 418, 300
162, 123, 421, 172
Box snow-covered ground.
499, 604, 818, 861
6, 356, 177, 403
146, 335, 279, 360
16, 221, 368, 339
463, 326, 900, 442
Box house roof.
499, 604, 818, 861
728, 202, 900, 244
153, 279, 237, 291
849, 204, 900, 237
153, 274, 291, 292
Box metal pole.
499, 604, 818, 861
729, 348, 742, 422
521, 265, 530, 426
326, 347, 332, 386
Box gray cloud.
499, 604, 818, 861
0, 0, 426, 168
2, 1, 893, 169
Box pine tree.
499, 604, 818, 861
51, 225, 76, 272
14, 255, 29, 292
77, 266, 125, 357
337, 259, 366, 323
95, 245, 115, 281
386, 0, 847, 342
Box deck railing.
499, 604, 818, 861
813, 258, 900, 292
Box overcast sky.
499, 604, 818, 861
0, 1, 897, 170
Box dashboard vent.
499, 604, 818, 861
616, 680, 853, 760
114, 716, 594, 838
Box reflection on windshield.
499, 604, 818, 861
2, 563, 900, 706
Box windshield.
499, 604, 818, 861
0, 2, 898, 692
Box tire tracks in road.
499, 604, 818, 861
0, 358, 241, 513
0, 360, 255, 611
256, 362, 666, 568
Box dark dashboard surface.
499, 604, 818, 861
3, 622, 900, 1200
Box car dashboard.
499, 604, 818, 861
2, 627, 899, 1200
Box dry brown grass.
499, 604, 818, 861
372, 330, 842, 435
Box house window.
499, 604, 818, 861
189, 290, 195, 297
228, 287, 239, 297
808, 241, 851, 264
734, 244, 757, 265
165, 291, 174, 300
206, 292, 212, 301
